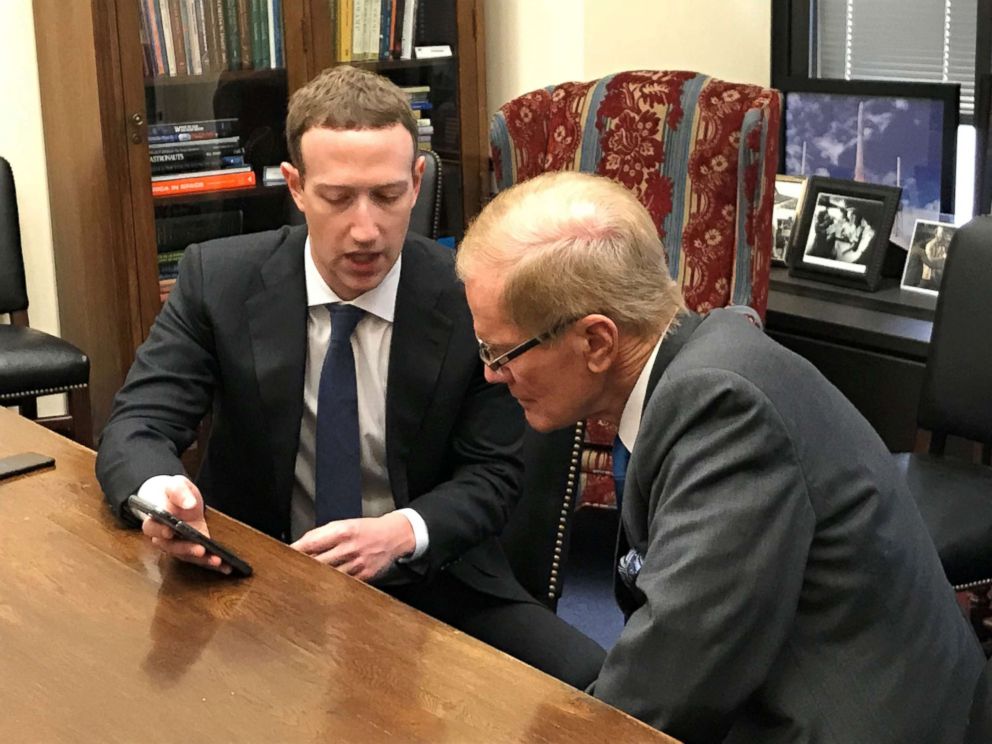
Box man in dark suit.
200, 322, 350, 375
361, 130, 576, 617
96, 66, 604, 688
456, 171, 984, 743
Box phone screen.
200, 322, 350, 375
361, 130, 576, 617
128, 495, 252, 577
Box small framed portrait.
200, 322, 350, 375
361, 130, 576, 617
900, 219, 957, 296
788, 176, 902, 291
772, 175, 807, 264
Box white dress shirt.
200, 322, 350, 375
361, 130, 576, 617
138, 236, 428, 559
617, 338, 663, 454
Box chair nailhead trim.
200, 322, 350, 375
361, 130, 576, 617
0, 382, 87, 400
953, 577, 992, 591
547, 421, 585, 597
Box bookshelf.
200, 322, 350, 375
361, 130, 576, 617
32, 0, 487, 439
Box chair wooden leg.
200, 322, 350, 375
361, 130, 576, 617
67, 387, 93, 448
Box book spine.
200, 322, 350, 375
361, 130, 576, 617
256, 0, 270, 68
352, 0, 363, 61
237, 0, 253, 69
223, 0, 241, 70
209, 0, 228, 71
400, 0, 415, 60
391, 0, 403, 59
167, 0, 189, 74
152, 170, 256, 196
142, 0, 165, 76
193, 0, 211, 72
268, 0, 281, 68
368, 0, 381, 62
340, 0, 352, 62
182, 0, 202, 75
157, 0, 177, 75
381, 0, 394, 60
150, 145, 244, 163
148, 119, 237, 137
151, 155, 246, 176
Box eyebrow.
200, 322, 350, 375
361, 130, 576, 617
314, 181, 409, 194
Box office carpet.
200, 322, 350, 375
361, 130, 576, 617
556, 507, 625, 651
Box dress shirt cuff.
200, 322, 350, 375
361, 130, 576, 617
395, 507, 429, 562
128, 474, 180, 521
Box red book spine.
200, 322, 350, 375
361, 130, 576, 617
152, 170, 256, 196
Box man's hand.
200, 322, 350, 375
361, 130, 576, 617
140, 475, 231, 574
291, 512, 416, 582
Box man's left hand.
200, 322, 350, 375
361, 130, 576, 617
290, 512, 416, 582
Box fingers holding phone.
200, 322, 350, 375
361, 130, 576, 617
134, 476, 231, 574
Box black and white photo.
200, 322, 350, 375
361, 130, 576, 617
788, 176, 901, 291
900, 219, 957, 295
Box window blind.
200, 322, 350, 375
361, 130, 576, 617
815, 0, 977, 120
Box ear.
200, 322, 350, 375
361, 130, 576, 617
411, 154, 426, 202
281, 161, 306, 214
577, 314, 619, 374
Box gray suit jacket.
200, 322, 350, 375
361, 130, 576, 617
96, 226, 532, 603
594, 310, 983, 744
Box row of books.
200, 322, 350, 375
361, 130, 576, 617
332, 0, 419, 62
150, 119, 256, 197
157, 210, 244, 281
138, 0, 284, 79
400, 85, 433, 150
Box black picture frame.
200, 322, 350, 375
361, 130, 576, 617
772, 175, 807, 265
778, 77, 959, 215
787, 176, 902, 291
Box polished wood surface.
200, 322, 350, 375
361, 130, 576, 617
0, 409, 675, 743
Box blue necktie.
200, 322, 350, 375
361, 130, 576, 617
612, 435, 630, 511
314, 303, 365, 527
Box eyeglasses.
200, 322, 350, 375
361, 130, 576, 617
477, 318, 578, 373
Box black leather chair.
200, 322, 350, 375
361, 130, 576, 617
0, 157, 91, 445
500, 423, 586, 610
286, 148, 443, 240
893, 216, 992, 590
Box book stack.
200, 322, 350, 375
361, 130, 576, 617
330, 0, 419, 62
138, 0, 285, 78
150, 118, 256, 197
400, 86, 433, 151
156, 210, 244, 286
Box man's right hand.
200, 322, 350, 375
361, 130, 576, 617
139, 475, 230, 574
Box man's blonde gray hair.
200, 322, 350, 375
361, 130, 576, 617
457, 171, 685, 337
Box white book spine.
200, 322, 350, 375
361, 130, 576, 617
160, 1, 177, 76
400, 0, 416, 60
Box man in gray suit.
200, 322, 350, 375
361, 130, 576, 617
456, 171, 984, 743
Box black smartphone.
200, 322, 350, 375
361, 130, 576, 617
0, 452, 55, 481
127, 494, 253, 577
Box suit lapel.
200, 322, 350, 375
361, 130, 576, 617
245, 227, 309, 505
386, 239, 454, 505
615, 310, 703, 614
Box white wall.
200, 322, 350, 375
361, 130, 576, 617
485, 0, 771, 117
0, 1, 56, 333
0, 1, 61, 414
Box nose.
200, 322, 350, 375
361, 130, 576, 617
483, 364, 512, 385
350, 197, 380, 244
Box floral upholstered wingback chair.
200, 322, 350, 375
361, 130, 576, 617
491, 70, 781, 508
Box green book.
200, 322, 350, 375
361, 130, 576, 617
222, 0, 240, 70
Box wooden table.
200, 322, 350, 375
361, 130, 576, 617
0, 409, 675, 743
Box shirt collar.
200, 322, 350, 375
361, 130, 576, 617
617, 337, 663, 453
303, 235, 401, 322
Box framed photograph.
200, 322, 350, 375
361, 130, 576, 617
788, 176, 901, 291
772, 175, 807, 264
779, 78, 959, 248
900, 219, 957, 296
